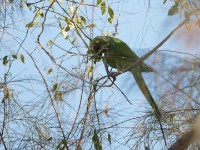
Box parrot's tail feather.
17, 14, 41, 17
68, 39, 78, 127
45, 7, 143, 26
131, 68, 161, 119
131, 68, 167, 146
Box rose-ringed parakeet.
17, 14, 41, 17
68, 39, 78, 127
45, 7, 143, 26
89, 36, 161, 119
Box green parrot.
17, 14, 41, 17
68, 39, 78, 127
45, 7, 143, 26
89, 36, 161, 119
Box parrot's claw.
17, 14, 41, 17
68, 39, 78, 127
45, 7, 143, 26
107, 71, 118, 81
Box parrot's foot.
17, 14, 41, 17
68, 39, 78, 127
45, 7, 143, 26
107, 71, 118, 82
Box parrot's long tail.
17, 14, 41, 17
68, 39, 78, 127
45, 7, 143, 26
131, 67, 167, 147
131, 67, 161, 119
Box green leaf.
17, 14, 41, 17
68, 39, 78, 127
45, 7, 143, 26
100, 1, 106, 15
80, 16, 86, 25
39, 10, 44, 17
12, 54, 17, 59
93, 81, 97, 92
92, 129, 102, 150
26, 22, 39, 28
88, 65, 94, 78
34, 9, 43, 20
168, 3, 179, 16
52, 83, 58, 92
163, 0, 167, 4
26, 3, 31, 7
3, 56, 9, 65
61, 30, 69, 39
72, 38, 76, 45
88, 24, 96, 28
47, 68, 53, 75
27, 5, 32, 11
54, 90, 63, 101
4, 73, 9, 81
97, 0, 102, 5
108, 18, 113, 23
64, 26, 70, 32
47, 40, 53, 46
69, 6, 74, 14
108, 6, 114, 19
59, 22, 62, 30
20, 54, 25, 63
145, 146, 150, 150
108, 133, 111, 145
64, 17, 71, 24
47, 137, 53, 141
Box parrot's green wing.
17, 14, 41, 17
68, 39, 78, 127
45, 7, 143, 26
89, 36, 153, 72
109, 37, 153, 72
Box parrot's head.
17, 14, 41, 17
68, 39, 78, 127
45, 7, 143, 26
88, 36, 110, 63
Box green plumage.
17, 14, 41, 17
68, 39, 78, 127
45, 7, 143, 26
89, 36, 161, 119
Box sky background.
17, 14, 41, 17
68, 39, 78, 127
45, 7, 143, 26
0, 0, 200, 149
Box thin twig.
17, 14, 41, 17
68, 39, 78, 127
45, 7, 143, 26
26, 51, 69, 150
